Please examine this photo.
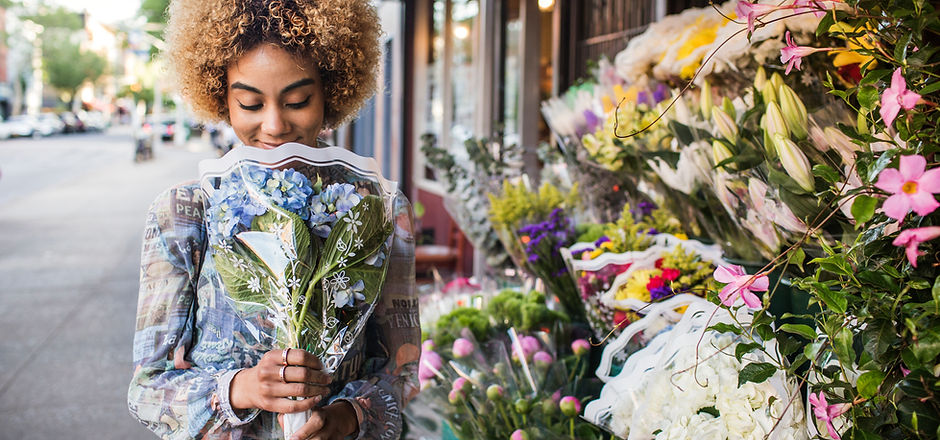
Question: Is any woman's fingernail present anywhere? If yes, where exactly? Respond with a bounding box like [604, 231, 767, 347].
[313, 395, 322, 403]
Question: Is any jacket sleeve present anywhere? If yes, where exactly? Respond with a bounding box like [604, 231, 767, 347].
[127, 185, 259, 439]
[332, 192, 421, 440]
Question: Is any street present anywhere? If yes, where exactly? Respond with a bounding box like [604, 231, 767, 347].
[0, 127, 217, 439]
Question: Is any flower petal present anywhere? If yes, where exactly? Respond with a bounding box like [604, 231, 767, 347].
[918, 168, 940, 193]
[899, 90, 922, 110]
[749, 274, 770, 291]
[882, 193, 912, 221]
[874, 168, 904, 193]
[910, 226, 940, 242]
[714, 265, 743, 283]
[892, 229, 914, 247]
[905, 242, 921, 268]
[718, 284, 737, 306]
[889, 67, 906, 94]
[898, 155, 926, 181]
[908, 190, 940, 217]
[880, 92, 901, 127]
[740, 289, 762, 308]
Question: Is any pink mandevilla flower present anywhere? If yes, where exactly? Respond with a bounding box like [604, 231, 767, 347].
[809, 391, 848, 440]
[780, 31, 831, 74]
[875, 154, 940, 220]
[713, 265, 768, 309]
[880, 67, 922, 128]
[792, 0, 828, 17]
[892, 226, 940, 268]
[735, 0, 786, 33]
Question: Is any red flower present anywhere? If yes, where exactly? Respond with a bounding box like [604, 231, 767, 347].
[654, 258, 664, 269]
[613, 310, 630, 328]
[661, 268, 680, 281]
[646, 276, 665, 290]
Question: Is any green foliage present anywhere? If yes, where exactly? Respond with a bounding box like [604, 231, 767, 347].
[488, 180, 579, 232]
[485, 289, 569, 333]
[431, 307, 490, 348]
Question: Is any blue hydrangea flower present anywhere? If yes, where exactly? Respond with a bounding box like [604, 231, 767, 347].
[262, 169, 313, 220]
[307, 183, 362, 238]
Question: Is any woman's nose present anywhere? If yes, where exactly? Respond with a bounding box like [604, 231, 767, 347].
[261, 108, 290, 137]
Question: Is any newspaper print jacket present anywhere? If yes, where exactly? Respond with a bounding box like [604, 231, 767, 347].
[128, 182, 420, 439]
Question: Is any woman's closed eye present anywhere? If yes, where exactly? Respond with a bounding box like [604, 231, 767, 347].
[236, 100, 263, 111]
[286, 96, 311, 110]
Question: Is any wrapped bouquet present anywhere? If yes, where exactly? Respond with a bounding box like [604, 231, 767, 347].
[199, 144, 398, 438]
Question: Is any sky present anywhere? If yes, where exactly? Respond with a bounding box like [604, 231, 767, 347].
[60, 0, 142, 25]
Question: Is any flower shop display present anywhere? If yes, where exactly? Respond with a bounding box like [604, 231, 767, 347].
[198, 144, 398, 438]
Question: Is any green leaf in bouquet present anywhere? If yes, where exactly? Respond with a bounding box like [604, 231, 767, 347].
[859, 69, 892, 87]
[867, 149, 898, 183]
[834, 327, 856, 365]
[857, 86, 880, 111]
[212, 244, 272, 308]
[312, 195, 392, 284]
[894, 31, 914, 63]
[788, 247, 806, 272]
[779, 323, 817, 340]
[913, 328, 940, 363]
[813, 164, 841, 185]
[851, 195, 879, 227]
[857, 370, 885, 399]
[857, 270, 900, 295]
[735, 342, 763, 362]
[815, 284, 848, 314]
[707, 323, 743, 335]
[737, 362, 777, 387]
[810, 255, 853, 277]
[816, 10, 835, 37]
[917, 78, 940, 96]
[933, 275, 940, 308]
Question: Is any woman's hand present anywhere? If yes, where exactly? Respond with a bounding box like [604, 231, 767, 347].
[278, 401, 359, 440]
[229, 348, 332, 414]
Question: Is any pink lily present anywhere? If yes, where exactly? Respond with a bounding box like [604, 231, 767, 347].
[780, 31, 832, 74]
[735, 0, 787, 33]
[713, 264, 769, 308]
[793, 0, 828, 17]
[880, 67, 922, 128]
[809, 391, 848, 439]
[892, 226, 940, 268]
[875, 154, 940, 220]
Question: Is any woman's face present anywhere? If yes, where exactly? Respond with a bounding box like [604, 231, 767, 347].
[226, 44, 326, 149]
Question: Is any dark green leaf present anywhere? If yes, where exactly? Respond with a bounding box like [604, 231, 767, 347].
[813, 164, 841, 184]
[857, 86, 879, 110]
[815, 285, 847, 314]
[908, 279, 931, 290]
[913, 328, 940, 363]
[708, 323, 743, 335]
[894, 32, 914, 63]
[810, 255, 853, 277]
[788, 248, 806, 272]
[859, 69, 891, 86]
[735, 342, 763, 362]
[834, 327, 856, 364]
[780, 323, 817, 340]
[851, 195, 879, 227]
[857, 370, 885, 398]
[738, 362, 778, 387]
[756, 324, 775, 342]
[697, 406, 720, 417]
[867, 150, 898, 182]
[919, 80, 940, 96]
[816, 11, 835, 37]
[933, 275, 940, 306]
[857, 270, 900, 294]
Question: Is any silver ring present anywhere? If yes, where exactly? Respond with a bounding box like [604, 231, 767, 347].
[279, 365, 288, 383]
[282, 348, 291, 366]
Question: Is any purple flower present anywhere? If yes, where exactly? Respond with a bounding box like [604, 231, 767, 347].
[594, 236, 611, 247]
[653, 83, 669, 103]
[645, 228, 659, 235]
[649, 285, 674, 301]
[632, 200, 657, 218]
[637, 91, 651, 107]
[583, 109, 600, 135]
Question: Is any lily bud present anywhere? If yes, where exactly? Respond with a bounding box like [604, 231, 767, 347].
[559, 396, 583, 418]
[711, 106, 738, 143]
[514, 398, 533, 415]
[778, 84, 808, 139]
[763, 102, 789, 140]
[823, 126, 861, 166]
[754, 65, 767, 90]
[700, 80, 713, 118]
[712, 140, 735, 170]
[722, 97, 736, 120]
[773, 134, 815, 192]
[761, 82, 777, 104]
[857, 111, 869, 135]
[770, 72, 784, 92]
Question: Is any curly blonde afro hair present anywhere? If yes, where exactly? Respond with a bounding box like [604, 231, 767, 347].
[164, 0, 381, 128]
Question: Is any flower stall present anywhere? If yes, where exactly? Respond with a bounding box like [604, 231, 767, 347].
[409, 0, 940, 438]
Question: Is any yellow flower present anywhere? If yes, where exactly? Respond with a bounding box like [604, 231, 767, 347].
[614, 269, 659, 302]
[828, 22, 877, 69]
[674, 233, 688, 240]
[588, 248, 604, 260]
[600, 241, 615, 250]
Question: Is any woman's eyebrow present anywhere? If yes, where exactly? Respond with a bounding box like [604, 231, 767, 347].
[281, 78, 315, 95]
[230, 82, 262, 94]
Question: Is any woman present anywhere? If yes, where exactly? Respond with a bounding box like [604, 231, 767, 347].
[127, 1, 420, 439]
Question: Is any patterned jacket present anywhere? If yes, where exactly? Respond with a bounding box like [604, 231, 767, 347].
[128, 182, 420, 439]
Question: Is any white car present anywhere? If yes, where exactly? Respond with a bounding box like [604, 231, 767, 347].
[1, 115, 36, 137]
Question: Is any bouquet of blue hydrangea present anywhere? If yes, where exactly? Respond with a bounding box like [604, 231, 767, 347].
[199, 144, 398, 437]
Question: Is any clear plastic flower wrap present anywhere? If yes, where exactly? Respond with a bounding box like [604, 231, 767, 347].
[584, 301, 807, 440]
[198, 144, 399, 438]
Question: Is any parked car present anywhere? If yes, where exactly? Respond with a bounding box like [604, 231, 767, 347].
[76, 110, 108, 132]
[2, 115, 37, 137]
[37, 113, 65, 136]
[59, 112, 85, 133]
